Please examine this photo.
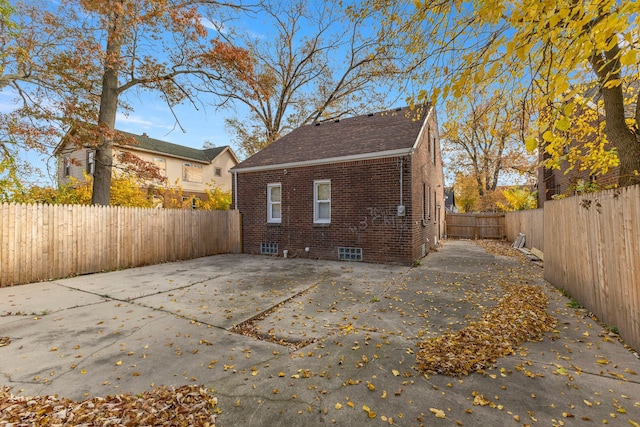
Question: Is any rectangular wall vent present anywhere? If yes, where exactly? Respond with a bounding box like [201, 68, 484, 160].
[261, 242, 278, 255]
[338, 247, 363, 261]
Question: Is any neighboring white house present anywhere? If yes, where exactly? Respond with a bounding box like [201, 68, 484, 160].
[54, 126, 239, 202]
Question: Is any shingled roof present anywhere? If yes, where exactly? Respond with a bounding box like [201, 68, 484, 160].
[118, 130, 231, 163]
[55, 123, 236, 164]
[232, 105, 432, 172]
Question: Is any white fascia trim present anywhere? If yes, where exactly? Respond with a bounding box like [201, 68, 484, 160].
[232, 148, 413, 173]
[410, 106, 433, 152]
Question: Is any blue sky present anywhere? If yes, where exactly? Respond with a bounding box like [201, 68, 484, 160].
[2, 0, 534, 188]
[4, 1, 394, 185]
[1, 76, 244, 186]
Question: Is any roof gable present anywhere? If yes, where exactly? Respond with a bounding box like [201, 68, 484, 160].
[233, 105, 431, 172]
[55, 123, 237, 165]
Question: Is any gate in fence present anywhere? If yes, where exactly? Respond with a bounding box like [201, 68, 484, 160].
[445, 212, 505, 239]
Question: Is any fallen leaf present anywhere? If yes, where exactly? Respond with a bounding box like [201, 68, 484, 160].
[430, 408, 446, 418]
[0, 385, 218, 425]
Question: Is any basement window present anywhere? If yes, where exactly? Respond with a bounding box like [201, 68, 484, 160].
[338, 247, 362, 261]
[261, 242, 278, 255]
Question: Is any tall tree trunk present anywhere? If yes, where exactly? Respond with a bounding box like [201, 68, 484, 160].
[590, 42, 640, 187]
[92, 10, 124, 206]
[490, 135, 505, 191]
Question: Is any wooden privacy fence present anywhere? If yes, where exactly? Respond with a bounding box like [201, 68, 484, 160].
[544, 185, 640, 352]
[0, 203, 242, 287]
[445, 212, 505, 239]
[505, 208, 544, 252]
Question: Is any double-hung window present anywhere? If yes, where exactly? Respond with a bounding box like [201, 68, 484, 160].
[86, 150, 95, 175]
[314, 180, 331, 224]
[183, 163, 203, 182]
[267, 183, 281, 223]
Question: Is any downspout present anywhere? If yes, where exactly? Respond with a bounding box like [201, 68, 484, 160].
[399, 158, 403, 206]
[233, 171, 238, 210]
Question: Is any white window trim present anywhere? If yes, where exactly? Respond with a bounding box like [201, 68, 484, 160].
[314, 180, 331, 224]
[267, 183, 281, 224]
[86, 150, 95, 175]
[427, 185, 432, 219]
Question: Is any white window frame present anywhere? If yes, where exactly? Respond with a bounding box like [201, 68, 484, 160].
[314, 180, 331, 224]
[267, 183, 281, 224]
[86, 150, 95, 175]
[427, 185, 432, 219]
[183, 162, 203, 183]
[153, 157, 166, 177]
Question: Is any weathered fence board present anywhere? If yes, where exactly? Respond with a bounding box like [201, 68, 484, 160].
[0, 203, 241, 287]
[445, 212, 505, 239]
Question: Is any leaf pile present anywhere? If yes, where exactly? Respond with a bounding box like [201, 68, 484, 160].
[0, 385, 218, 426]
[416, 284, 557, 375]
[473, 239, 529, 262]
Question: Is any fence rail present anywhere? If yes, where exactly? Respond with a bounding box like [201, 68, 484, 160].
[445, 212, 505, 239]
[0, 203, 241, 287]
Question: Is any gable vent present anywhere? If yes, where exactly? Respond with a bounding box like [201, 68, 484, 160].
[367, 113, 374, 116]
[395, 107, 402, 111]
[338, 247, 362, 261]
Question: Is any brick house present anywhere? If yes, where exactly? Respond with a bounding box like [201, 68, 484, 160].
[536, 83, 636, 206]
[230, 105, 445, 265]
[54, 126, 238, 202]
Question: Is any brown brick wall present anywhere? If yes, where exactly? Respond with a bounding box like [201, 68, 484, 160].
[409, 116, 446, 260]
[236, 156, 423, 265]
[537, 104, 620, 206]
[235, 121, 445, 265]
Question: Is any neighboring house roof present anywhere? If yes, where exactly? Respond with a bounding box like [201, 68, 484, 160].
[232, 105, 433, 173]
[54, 124, 238, 165]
